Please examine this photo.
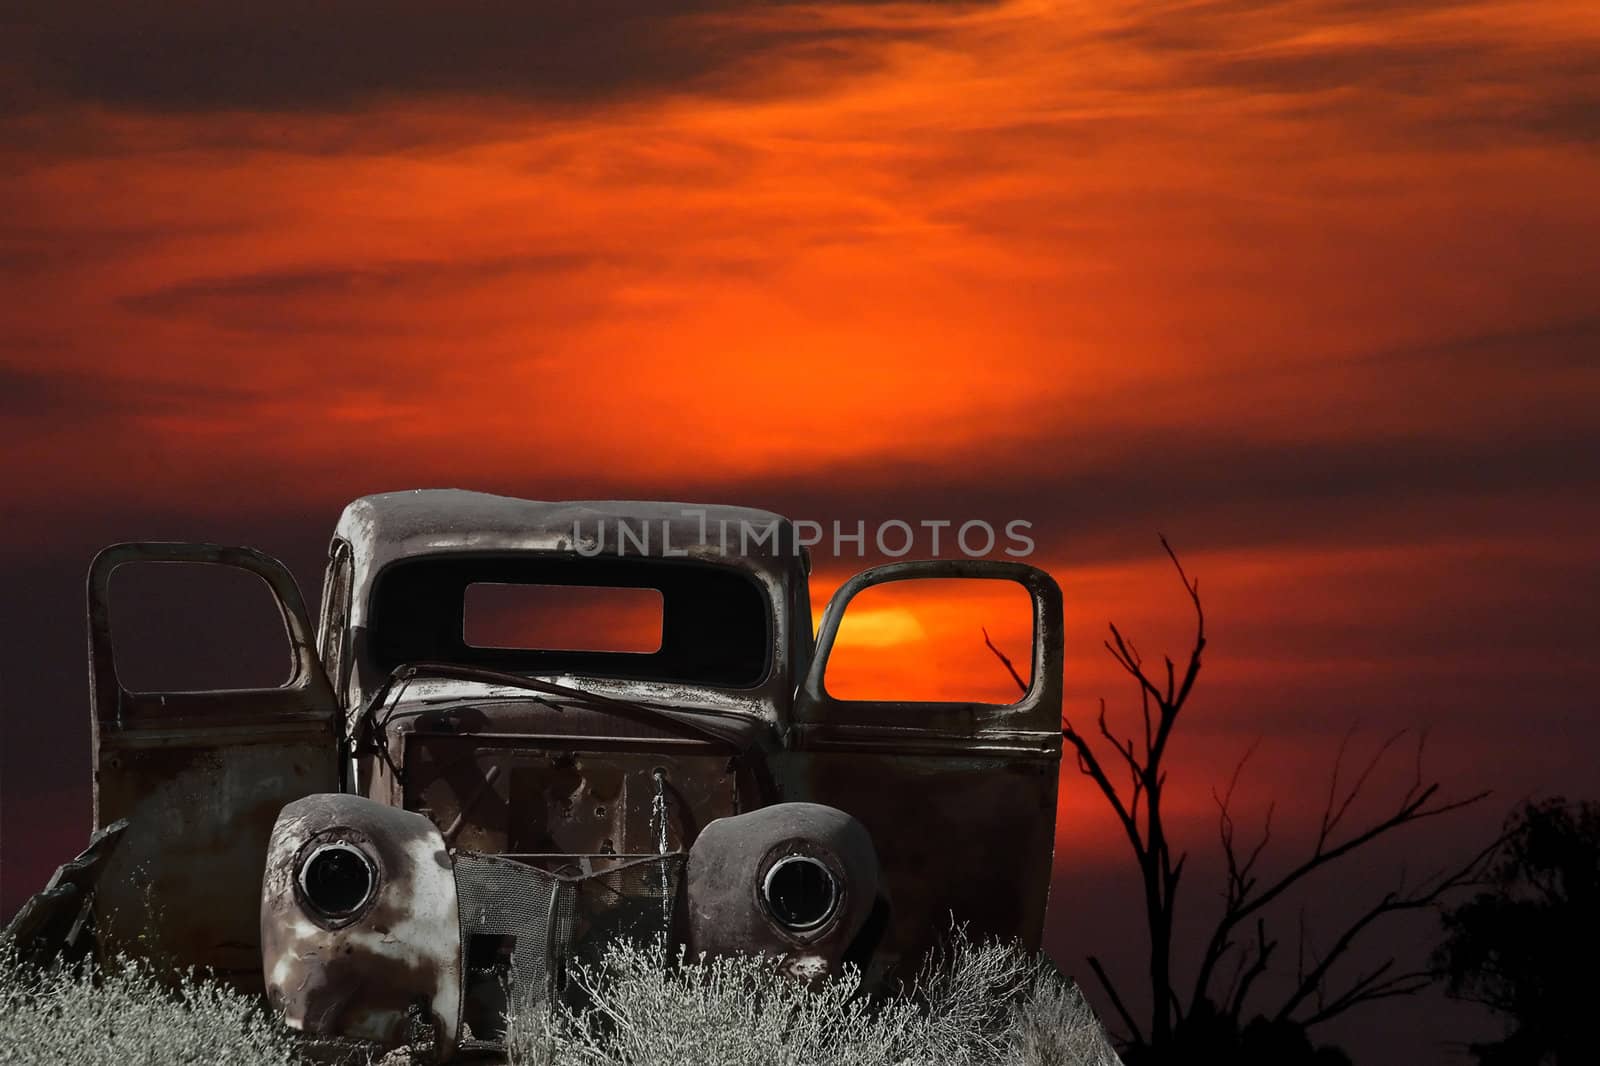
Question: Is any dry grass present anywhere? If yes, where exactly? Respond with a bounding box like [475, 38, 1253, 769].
[0, 941, 300, 1066]
[1, 930, 1121, 1066]
[506, 930, 1122, 1066]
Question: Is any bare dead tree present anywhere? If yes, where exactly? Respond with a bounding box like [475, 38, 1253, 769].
[987, 537, 1499, 1060]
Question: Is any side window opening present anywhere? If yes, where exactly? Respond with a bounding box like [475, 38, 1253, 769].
[108, 560, 293, 693]
[821, 577, 1035, 705]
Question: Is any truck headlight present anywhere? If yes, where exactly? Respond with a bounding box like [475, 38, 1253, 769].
[297, 841, 376, 921]
[687, 802, 879, 977]
[761, 854, 839, 932]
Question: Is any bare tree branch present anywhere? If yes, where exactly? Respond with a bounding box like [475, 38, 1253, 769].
[1320, 726, 1406, 850]
[1060, 715, 1147, 864]
[1087, 954, 1146, 1046]
[1303, 962, 1434, 1028]
[1191, 726, 1490, 1016]
[982, 626, 1028, 696]
[1275, 831, 1507, 1028]
[982, 535, 1491, 1057]
[1227, 918, 1277, 1024]
[1069, 535, 1206, 1046]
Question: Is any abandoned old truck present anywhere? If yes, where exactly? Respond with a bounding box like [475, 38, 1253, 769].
[29, 490, 1065, 1058]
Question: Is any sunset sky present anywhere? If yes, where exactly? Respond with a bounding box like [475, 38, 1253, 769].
[2, 2, 1597, 1061]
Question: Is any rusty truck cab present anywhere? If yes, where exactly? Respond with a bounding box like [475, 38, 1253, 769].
[319, 492, 808, 826]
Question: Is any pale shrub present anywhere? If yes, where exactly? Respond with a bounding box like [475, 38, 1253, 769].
[1, 929, 1121, 1066]
[506, 929, 1122, 1066]
[508, 941, 933, 1066]
[906, 929, 1037, 1063]
[1005, 968, 1123, 1066]
[0, 943, 300, 1066]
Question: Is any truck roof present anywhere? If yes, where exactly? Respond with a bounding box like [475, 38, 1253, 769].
[332, 490, 805, 712]
[334, 489, 805, 596]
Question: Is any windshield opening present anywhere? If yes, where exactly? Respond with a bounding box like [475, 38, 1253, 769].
[368, 554, 772, 688]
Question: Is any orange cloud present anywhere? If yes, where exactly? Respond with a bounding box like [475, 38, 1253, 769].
[3, 0, 1595, 532]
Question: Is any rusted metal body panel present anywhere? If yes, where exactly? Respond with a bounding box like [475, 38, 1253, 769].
[2, 820, 127, 971]
[402, 735, 743, 857]
[782, 559, 1065, 978]
[262, 795, 462, 1052]
[87, 543, 340, 988]
[775, 753, 1058, 975]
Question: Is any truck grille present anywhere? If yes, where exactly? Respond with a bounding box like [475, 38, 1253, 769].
[454, 851, 684, 1021]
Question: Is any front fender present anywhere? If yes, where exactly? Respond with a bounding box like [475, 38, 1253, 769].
[261, 794, 462, 1054]
[686, 802, 880, 979]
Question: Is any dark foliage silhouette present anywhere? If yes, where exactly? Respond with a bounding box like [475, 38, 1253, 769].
[1433, 797, 1600, 1066]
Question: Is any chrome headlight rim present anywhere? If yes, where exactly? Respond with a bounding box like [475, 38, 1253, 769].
[293, 833, 380, 928]
[759, 851, 842, 935]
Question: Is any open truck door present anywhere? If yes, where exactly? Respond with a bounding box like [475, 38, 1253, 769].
[788, 559, 1063, 976]
[87, 543, 341, 989]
